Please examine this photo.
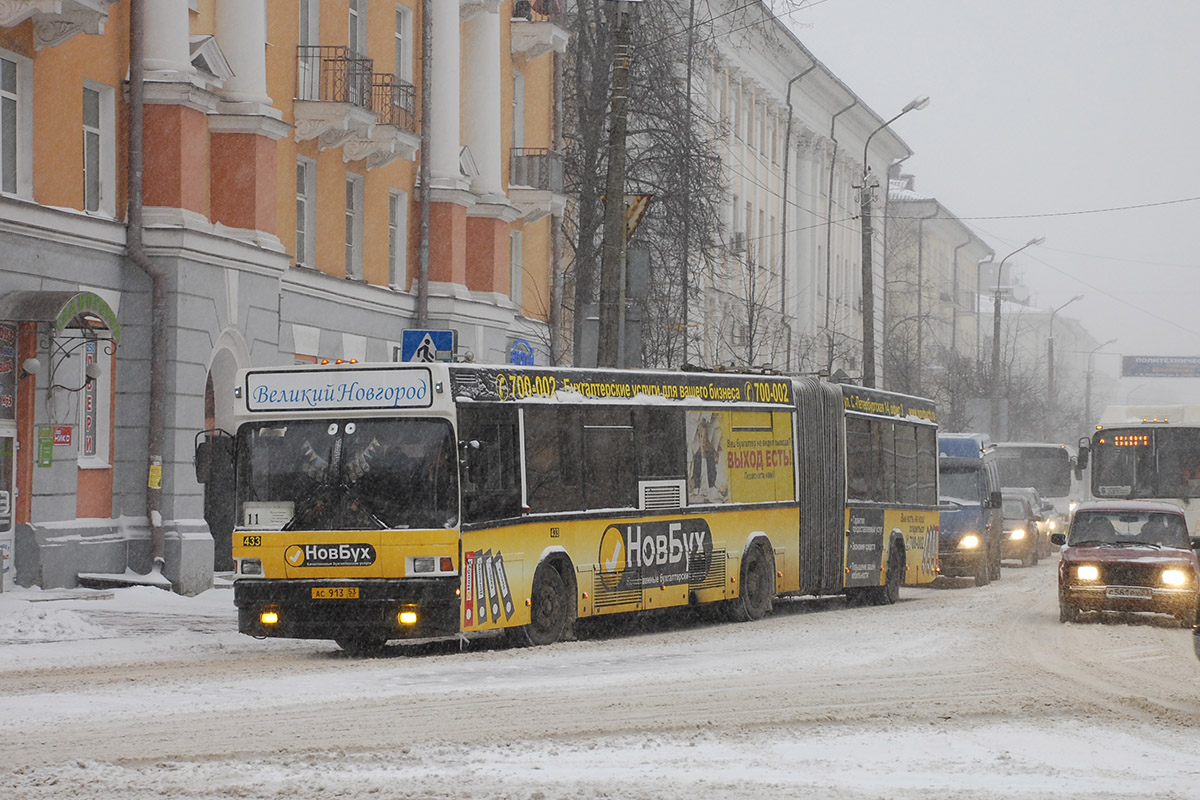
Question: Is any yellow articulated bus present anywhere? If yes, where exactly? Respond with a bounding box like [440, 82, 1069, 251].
[205, 362, 939, 653]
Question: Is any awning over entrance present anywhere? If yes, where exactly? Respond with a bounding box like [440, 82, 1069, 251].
[0, 291, 121, 343]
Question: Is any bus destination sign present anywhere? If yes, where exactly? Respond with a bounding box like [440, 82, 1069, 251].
[245, 367, 433, 412]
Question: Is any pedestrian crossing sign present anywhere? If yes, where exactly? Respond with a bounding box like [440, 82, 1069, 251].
[397, 329, 457, 363]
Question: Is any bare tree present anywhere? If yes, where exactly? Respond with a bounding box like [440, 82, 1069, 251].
[563, 0, 811, 369]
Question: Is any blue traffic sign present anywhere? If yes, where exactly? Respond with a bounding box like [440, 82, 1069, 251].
[399, 329, 456, 363]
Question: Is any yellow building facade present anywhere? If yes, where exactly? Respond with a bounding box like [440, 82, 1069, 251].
[0, 0, 566, 593]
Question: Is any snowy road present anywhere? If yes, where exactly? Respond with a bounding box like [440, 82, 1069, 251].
[2, 558, 1198, 799]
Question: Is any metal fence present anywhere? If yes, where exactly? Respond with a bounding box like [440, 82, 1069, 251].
[296, 45, 373, 109]
[510, 148, 564, 192]
[372, 74, 417, 134]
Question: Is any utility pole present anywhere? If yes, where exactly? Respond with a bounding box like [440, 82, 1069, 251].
[597, 0, 633, 368]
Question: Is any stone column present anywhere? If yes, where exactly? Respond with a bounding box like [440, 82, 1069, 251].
[214, 0, 270, 105]
[429, 0, 464, 188]
[462, 7, 503, 199]
[142, 0, 195, 80]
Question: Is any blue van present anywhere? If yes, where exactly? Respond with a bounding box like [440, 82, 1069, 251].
[938, 433, 1003, 586]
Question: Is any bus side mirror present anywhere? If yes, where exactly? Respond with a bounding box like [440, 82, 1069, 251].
[194, 441, 212, 484]
[1076, 437, 1090, 472]
[194, 430, 233, 484]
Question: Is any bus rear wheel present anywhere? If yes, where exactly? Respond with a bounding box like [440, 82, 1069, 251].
[873, 544, 904, 605]
[516, 563, 571, 646]
[730, 543, 773, 622]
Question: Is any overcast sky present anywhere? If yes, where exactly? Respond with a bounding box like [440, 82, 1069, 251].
[784, 0, 1200, 404]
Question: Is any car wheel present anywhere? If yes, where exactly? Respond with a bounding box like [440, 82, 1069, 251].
[990, 540, 1002, 581]
[974, 549, 991, 587]
[1058, 601, 1080, 624]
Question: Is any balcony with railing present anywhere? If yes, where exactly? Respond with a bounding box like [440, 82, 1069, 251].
[510, 0, 568, 60]
[343, 73, 421, 167]
[294, 45, 377, 150]
[0, 0, 116, 50]
[509, 147, 565, 221]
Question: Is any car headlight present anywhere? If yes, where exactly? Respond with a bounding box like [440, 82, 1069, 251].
[1076, 565, 1099, 581]
[959, 534, 981, 549]
[1048, 519, 1057, 531]
[1009, 529, 1026, 540]
[1161, 569, 1188, 587]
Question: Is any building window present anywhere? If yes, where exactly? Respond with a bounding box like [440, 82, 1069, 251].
[394, 4, 413, 81]
[81, 83, 114, 215]
[509, 230, 523, 304]
[388, 189, 408, 289]
[348, 0, 366, 56]
[82, 87, 100, 212]
[296, 157, 316, 267]
[512, 68, 525, 149]
[345, 174, 364, 279]
[0, 50, 32, 199]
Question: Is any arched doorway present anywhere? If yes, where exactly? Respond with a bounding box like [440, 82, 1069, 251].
[203, 340, 246, 572]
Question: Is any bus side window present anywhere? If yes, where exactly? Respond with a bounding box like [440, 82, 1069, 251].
[524, 406, 583, 514]
[634, 408, 686, 481]
[582, 406, 636, 511]
[458, 405, 522, 524]
[916, 425, 937, 505]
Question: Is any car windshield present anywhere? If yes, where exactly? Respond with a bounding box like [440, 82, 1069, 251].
[1067, 510, 1190, 549]
[939, 466, 979, 504]
[1002, 498, 1027, 518]
[235, 417, 459, 531]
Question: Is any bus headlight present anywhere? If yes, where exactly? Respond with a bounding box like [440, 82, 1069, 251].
[239, 559, 263, 576]
[1076, 565, 1100, 581]
[260, 610, 279, 625]
[1161, 569, 1187, 587]
[958, 534, 981, 550]
[398, 610, 418, 625]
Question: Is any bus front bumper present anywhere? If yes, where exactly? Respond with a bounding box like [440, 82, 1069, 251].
[234, 578, 460, 641]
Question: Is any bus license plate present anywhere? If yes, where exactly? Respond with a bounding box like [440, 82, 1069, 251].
[311, 587, 359, 599]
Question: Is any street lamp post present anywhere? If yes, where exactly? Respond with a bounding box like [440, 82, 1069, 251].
[990, 236, 1045, 437]
[1046, 293, 1084, 435]
[1085, 338, 1118, 434]
[858, 94, 928, 388]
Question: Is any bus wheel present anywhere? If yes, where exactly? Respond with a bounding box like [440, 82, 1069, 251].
[875, 545, 904, 605]
[731, 543, 773, 622]
[335, 631, 388, 656]
[520, 563, 571, 646]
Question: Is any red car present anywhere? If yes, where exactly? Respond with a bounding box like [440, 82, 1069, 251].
[1052, 500, 1200, 625]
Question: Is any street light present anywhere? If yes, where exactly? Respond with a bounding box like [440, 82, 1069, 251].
[1085, 338, 1118, 434]
[859, 94, 929, 388]
[1046, 293, 1084, 419]
[990, 236, 1045, 436]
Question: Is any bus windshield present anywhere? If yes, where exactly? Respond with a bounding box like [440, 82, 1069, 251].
[1092, 427, 1200, 500]
[235, 418, 459, 531]
[995, 447, 1071, 497]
